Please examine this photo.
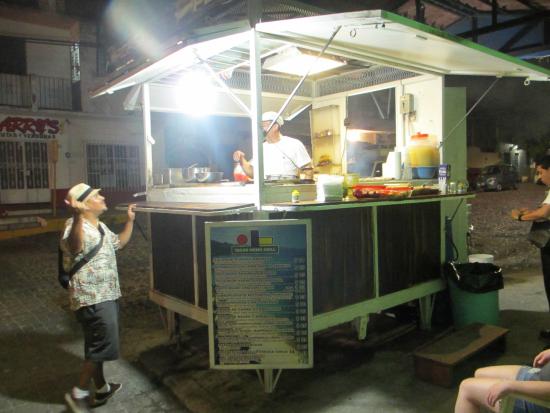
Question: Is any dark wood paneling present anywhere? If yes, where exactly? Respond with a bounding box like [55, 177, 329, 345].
[150, 203, 440, 315]
[377, 203, 441, 295]
[276, 209, 375, 314]
[150, 214, 195, 303]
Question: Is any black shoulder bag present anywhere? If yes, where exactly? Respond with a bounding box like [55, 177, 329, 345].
[58, 225, 105, 289]
[527, 220, 550, 249]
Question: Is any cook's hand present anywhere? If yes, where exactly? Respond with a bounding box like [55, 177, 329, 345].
[64, 197, 89, 215]
[511, 209, 522, 220]
[534, 349, 550, 367]
[486, 381, 511, 407]
[233, 150, 245, 163]
[127, 204, 136, 222]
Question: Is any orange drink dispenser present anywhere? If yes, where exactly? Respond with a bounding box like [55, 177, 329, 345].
[407, 133, 439, 179]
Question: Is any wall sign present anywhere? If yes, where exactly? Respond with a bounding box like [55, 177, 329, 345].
[0, 116, 64, 140]
[206, 220, 312, 370]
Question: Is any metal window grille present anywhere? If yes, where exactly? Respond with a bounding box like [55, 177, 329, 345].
[24, 141, 49, 189]
[0, 74, 31, 107]
[0, 141, 48, 190]
[86, 143, 140, 190]
[37, 75, 72, 110]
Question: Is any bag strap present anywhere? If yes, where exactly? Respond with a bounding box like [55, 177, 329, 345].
[66, 225, 106, 277]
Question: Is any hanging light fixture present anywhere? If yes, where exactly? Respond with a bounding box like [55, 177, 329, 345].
[263, 46, 346, 76]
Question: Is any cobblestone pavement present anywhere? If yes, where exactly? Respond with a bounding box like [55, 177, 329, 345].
[0, 217, 188, 413]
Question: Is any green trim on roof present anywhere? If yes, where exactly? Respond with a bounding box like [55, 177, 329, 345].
[380, 10, 550, 79]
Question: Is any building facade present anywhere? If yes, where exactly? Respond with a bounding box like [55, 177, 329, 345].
[0, 2, 144, 209]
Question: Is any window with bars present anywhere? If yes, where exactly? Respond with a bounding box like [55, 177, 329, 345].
[86, 143, 140, 190]
[0, 141, 48, 190]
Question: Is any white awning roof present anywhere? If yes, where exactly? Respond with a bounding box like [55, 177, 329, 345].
[91, 9, 550, 98]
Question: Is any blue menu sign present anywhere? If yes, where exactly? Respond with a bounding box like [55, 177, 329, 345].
[205, 220, 312, 369]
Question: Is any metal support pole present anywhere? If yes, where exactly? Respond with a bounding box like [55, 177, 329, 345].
[267, 25, 342, 134]
[196, 53, 251, 116]
[142, 83, 154, 190]
[249, 28, 264, 209]
[192, 215, 199, 306]
[471, 16, 478, 42]
[415, 0, 425, 23]
[439, 77, 500, 150]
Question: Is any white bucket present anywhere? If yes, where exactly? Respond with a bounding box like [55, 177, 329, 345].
[468, 254, 494, 264]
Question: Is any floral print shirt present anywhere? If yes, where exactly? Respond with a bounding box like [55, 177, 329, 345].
[60, 218, 121, 311]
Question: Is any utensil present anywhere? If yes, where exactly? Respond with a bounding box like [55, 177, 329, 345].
[195, 171, 223, 183]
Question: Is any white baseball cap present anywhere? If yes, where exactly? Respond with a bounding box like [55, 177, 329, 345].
[262, 111, 284, 126]
[67, 183, 100, 203]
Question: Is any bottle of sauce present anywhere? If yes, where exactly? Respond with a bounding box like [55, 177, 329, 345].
[233, 162, 249, 182]
[291, 189, 300, 203]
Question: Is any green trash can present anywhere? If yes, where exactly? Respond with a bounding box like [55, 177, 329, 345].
[444, 261, 504, 328]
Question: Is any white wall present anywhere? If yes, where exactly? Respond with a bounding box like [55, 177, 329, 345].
[26, 43, 71, 78]
[396, 76, 444, 151]
[58, 114, 144, 188]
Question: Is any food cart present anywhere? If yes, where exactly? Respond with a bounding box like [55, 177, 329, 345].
[92, 9, 550, 392]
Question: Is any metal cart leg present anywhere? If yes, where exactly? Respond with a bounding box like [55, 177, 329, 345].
[418, 294, 435, 330]
[353, 314, 370, 340]
[256, 369, 283, 393]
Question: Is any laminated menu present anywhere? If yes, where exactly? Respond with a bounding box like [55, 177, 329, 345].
[206, 220, 312, 369]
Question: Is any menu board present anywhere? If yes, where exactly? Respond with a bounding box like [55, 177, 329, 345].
[206, 220, 312, 369]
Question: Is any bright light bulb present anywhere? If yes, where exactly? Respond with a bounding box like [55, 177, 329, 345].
[347, 130, 364, 142]
[175, 71, 215, 116]
[263, 47, 345, 76]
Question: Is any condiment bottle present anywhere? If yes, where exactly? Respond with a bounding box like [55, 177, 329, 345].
[233, 162, 249, 182]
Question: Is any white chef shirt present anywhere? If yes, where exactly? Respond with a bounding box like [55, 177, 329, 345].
[251, 135, 311, 178]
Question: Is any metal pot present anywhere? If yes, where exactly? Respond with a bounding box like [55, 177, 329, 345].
[195, 171, 224, 183]
[186, 165, 210, 181]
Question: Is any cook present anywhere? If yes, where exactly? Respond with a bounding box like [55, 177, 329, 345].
[233, 111, 312, 179]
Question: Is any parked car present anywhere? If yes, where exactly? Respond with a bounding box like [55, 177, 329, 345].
[475, 164, 518, 191]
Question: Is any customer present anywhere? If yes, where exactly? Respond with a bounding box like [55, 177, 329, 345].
[61, 183, 136, 412]
[233, 111, 312, 179]
[455, 348, 550, 412]
[511, 155, 550, 338]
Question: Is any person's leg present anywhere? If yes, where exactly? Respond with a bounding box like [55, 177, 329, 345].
[92, 361, 106, 389]
[474, 365, 522, 380]
[539, 247, 550, 337]
[78, 360, 97, 390]
[541, 246, 550, 309]
[90, 301, 122, 405]
[455, 377, 503, 413]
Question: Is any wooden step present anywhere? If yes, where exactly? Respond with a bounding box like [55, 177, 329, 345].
[413, 323, 509, 387]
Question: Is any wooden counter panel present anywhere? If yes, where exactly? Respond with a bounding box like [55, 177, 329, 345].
[272, 209, 375, 314]
[150, 214, 195, 303]
[377, 203, 441, 295]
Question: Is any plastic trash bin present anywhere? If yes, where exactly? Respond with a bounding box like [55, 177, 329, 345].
[444, 261, 504, 328]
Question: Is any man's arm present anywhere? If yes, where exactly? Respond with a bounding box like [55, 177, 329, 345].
[118, 204, 136, 249]
[233, 150, 254, 178]
[512, 204, 550, 221]
[64, 198, 88, 255]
